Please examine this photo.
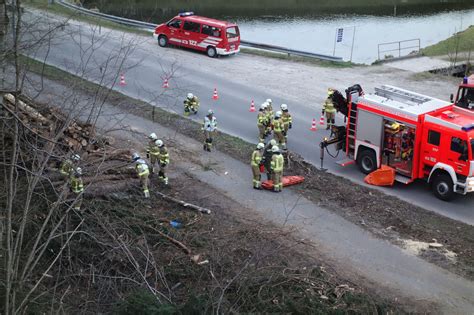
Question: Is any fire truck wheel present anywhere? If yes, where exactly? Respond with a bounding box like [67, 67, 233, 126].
[357, 149, 376, 174]
[432, 174, 454, 201]
[158, 35, 168, 47]
[206, 46, 217, 58]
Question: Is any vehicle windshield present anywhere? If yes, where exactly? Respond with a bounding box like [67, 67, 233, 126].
[457, 87, 474, 109]
[226, 26, 239, 38]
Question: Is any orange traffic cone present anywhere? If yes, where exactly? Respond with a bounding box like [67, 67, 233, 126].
[310, 118, 317, 131]
[162, 78, 169, 88]
[319, 115, 325, 125]
[212, 88, 219, 100]
[119, 73, 126, 86]
[249, 100, 256, 112]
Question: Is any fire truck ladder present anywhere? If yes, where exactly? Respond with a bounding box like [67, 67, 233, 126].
[374, 85, 431, 104]
[345, 101, 358, 158]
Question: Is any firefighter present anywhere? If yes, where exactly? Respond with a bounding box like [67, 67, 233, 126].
[146, 132, 159, 173]
[155, 139, 169, 185]
[251, 142, 265, 189]
[273, 111, 286, 151]
[60, 153, 80, 178]
[281, 104, 292, 140]
[271, 145, 284, 192]
[184, 93, 200, 116]
[257, 103, 268, 142]
[263, 139, 277, 180]
[132, 153, 150, 198]
[265, 100, 274, 137]
[323, 88, 337, 130]
[69, 167, 84, 211]
[202, 109, 217, 152]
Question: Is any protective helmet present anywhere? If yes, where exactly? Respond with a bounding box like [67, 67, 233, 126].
[208, 109, 214, 115]
[280, 104, 288, 111]
[138, 159, 147, 165]
[275, 111, 282, 118]
[257, 143, 265, 150]
[187, 93, 194, 99]
[259, 103, 266, 110]
[75, 167, 82, 176]
[148, 132, 158, 140]
[266, 98, 272, 104]
[270, 139, 277, 146]
[262, 102, 268, 109]
[327, 88, 334, 96]
[271, 145, 280, 153]
[155, 139, 164, 147]
[71, 153, 81, 161]
[132, 153, 140, 162]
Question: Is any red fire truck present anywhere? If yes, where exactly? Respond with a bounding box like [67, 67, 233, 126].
[321, 85, 474, 201]
[451, 75, 474, 110]
[153, 12, 240, 58]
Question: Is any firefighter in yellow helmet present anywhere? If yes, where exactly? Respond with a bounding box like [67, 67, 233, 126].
[146, 132, 159, 173]
[257, 103, 268, 142]
[155, 139, 170, 185]
[273, 111, 286, 151]
[184, 93, 200, 116]
[60, 153, 80, 178]
[132, 153, 150, 198]
[271, 145, 284, 192]
[251, 142, 265, 189]
[280, 103, 292, 142]
[323, 88, 337, 130]
[69, 167, 84, 211]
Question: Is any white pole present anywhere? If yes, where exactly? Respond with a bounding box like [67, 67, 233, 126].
[350, 26, 356, 62]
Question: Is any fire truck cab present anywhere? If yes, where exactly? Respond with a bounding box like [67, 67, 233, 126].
[451, 75, 474, 110]
[153, 12, 240, 58]
[344, 85, 474, 201]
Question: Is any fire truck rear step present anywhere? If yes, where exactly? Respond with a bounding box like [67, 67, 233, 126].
[336, 158, 355, 167]
[395, 174, 413, 184]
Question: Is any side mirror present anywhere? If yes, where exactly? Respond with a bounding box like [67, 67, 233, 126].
[450, 93, 454, 102]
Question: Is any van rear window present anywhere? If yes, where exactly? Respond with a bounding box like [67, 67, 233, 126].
[226, 26, 239, 38]
[183, 21, 201, 33]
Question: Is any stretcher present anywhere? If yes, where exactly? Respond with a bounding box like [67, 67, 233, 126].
[261, 176, 305, 190]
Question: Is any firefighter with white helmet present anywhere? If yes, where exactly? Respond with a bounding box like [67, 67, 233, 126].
[323, 88, 337, 130]
[271, 145, 284, 192]
[69, 166, 84, 210]
[202, 109, 217, 152]
[155, 139, 170, 185]
[265, 99, 274, 137]
[273, 111, 286, 150]
[184, 93, 200, 116]
[146, 132, 160, 173]
[263, 139, 278, 180]
[257, 103, 268, 142]
[132, 153, 150, 198]
[60, 153, 80, 178]
[281, 104, 292, 140]
[251, 142, 265, 189]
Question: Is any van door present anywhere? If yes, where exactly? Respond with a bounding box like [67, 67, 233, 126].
[200, 24, 222, 51]
[182, 21, 201, 48]
[226, 26, 240, 52]
[447, 136, 470, 175]
[166, 18, 184, 46]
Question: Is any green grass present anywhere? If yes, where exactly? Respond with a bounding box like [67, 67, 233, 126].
[23, 0, 151, 35]
[422, 25, 474, 57]
[240, 47, 357, 68]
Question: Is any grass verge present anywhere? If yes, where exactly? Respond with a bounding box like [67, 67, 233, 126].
[423, 25, 474, 57]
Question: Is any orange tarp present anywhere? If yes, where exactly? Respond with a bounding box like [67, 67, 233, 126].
[364, 165, 395, 186]
[262, 176, 305, 190]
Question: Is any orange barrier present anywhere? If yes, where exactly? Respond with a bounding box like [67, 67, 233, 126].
[262, 175, 305, 190]
[364, 165, 395, 186]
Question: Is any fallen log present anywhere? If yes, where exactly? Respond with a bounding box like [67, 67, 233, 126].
[4, 93, 49, 124]
[154, 191, 212, 214]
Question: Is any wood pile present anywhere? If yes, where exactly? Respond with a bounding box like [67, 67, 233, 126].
[2, 93, 98, 152]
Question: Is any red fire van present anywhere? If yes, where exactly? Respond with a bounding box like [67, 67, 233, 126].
[153, 12, 240, 58]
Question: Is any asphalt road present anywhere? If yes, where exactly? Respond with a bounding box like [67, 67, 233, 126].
[27, 11, 473, 225]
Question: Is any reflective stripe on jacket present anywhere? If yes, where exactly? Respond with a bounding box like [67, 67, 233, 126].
[323, 98, 336, 113]
[257, 112, 267, 125]
[282, 112, 292, 125]
[271, 154, 284, 172]
[147, 141, 160, 156]
[273, 119, 283, 132]
[136, 162, 150, 177]
[70, 176, 84, 193]
[159, 147, 170, 164]
[251, 150, 262, 167]
[203, 116, 217, 132]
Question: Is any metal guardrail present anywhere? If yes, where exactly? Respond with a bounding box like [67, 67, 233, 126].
[55, 0, 343, 62]
[377, 39, 420, 61]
